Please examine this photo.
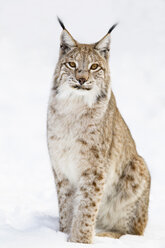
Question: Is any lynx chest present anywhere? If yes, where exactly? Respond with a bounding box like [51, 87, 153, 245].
[47, 98, 91, 185]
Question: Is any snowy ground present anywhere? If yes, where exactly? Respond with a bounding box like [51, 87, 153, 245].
[0, 0, 165, 247]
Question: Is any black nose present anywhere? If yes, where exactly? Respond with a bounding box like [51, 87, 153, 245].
[78, 78, 86, 85]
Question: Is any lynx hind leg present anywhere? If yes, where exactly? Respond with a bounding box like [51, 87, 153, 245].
[96, 232, 122, 239]
[129, 157, 150, 236]
[97, 156, 150, 237]
[130, 187, 150, 236]
[52, 169, 74, 234]
[118, 156, 150, 236]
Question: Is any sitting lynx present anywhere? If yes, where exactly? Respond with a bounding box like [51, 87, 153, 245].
[47, 18, 151, 244]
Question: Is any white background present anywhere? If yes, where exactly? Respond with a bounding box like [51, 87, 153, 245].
[0, 0, 165, 247]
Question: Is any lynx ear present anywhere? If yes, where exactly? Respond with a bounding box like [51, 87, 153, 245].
[57, 17, 77, 55]
[95, 23, 118, 59]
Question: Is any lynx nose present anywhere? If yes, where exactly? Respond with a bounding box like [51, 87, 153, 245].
[78, 78, 86, 85]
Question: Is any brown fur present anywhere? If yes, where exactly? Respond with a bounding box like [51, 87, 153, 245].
[47, 24, 150, 244]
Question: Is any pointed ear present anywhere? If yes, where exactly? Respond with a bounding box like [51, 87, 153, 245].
[60, 29, 77, 54]
[57, 17, 77, 55]
[94, 33, 110, 59]
[94, 23, 118, 59]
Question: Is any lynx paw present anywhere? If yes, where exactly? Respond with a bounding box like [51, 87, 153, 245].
[96, 232, 122, 239]
[68, 234, 92, 244]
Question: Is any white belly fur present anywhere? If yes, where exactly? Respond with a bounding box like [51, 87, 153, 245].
[48, 118, 82, 185]
[48, 94, 87, 186]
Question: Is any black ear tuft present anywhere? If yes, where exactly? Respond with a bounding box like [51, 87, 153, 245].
[107, 23, 118, 34]
[57, 16, 65, 30]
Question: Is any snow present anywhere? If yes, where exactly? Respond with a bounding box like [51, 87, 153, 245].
[0, 0, 165, 247]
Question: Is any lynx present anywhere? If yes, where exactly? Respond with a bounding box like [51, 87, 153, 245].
[47, 18, 151, 244]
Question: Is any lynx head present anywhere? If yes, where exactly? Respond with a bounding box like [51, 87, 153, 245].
[53, 18, 117, 107]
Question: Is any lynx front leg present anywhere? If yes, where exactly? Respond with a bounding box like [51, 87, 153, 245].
[69, 167, 105, 244]
[53, 169, 74, 234]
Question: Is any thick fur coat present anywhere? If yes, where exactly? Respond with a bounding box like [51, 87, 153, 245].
[47, 19, 150, 244]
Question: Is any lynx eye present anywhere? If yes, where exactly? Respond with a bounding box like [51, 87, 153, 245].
[90, 63, 99, 70]
[68, 62, 76, 68]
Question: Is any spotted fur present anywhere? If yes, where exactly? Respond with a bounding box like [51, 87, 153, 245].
[47, 22, 150, 244]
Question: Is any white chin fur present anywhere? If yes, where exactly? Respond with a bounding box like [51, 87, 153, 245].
[56, 82, 101, 108]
